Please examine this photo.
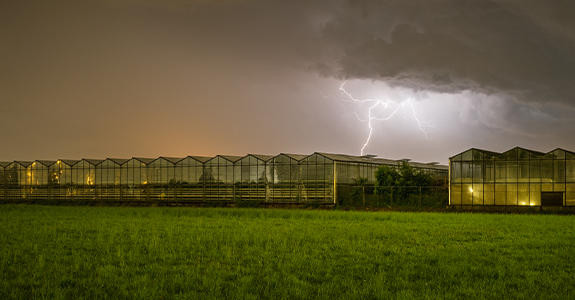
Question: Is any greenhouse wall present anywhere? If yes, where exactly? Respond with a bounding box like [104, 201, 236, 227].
[450, 147, 575, 207]
[0, 152, 447, 204]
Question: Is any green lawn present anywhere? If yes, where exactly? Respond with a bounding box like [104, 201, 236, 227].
[0, 205, 574, 299]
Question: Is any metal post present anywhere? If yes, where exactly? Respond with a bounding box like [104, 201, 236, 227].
[419, 186, 422, 207]
[333, 161, 337, 205]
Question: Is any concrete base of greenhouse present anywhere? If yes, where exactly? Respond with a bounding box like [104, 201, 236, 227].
[0, 199, 336, 209]
[449, 205, 575, 214]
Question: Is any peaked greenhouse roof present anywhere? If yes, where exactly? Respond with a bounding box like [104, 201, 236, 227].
[82, 159, 105, 165]
[248, 154, 275, 162]
[14, 161, 34, 167]
[450, 147, 575, 161]
[34, 160, 57, 167]
[131, 157, 155, 165]
[187, 156, 212, 163]
[160, 157, 185, 164]
[315, 152, 447, 170]
[278, 153, 308, 161]
[0, 152, 448, 170]
[218, 155, 243, 163]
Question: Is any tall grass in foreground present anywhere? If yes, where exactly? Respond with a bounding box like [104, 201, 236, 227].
[1, 205, 574, 299]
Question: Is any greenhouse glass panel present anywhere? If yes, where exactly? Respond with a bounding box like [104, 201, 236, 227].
[204, 157, 221, 200]
[147, 158, 165, 184]
[5, 163, 19, 199]
[502, 148, 518, 160]
[5, 163, 23, 199]
[147, 158, 176, 201]
[30, 162, 50, 186]
[450, 184, 461, 205]
[483, 184, 495, 205]
[530, 184, 541, 205]
[121, 159, 148, 201]
[174, 157, 206, 201]
[317, 155, 333, 203]
[56, 161, 74, 199]
[506, 161, 518, 183]
[345, 163, 360, 184]
[552, 149, 566, 159]
[461, 183, 472, 205]
[472, 161, 483, 183]
[300, 154, 333, 203]
[518, 160, 529, 183]
[518, 148, 531, 160]
[367, 165, 376, 183]
[28, 162, 49, 201]
[315, 158, 327, 202]
[461, 161, 472, 183]
[204, 156, 236, 201]
[566, 160, 575, 183]
[530, 160, 541, 183]
[495, 161, 507, 183]
[269, 154, 300, 202]
[461, 150, 472, 161]
[494, 184, 506, 205]
[236, 155, 269, 201]
[451, 154, 462, 162]
[529, 152, 541, 160]
[506, 184, 517, 205]
[542, 152, 555, 159]
[472, 150, 483, 160]
[566, 184, 575, 206]
[484, 160, 494, 183]
[336, 163, 351, 184]
[554, 183, 565, 194]
[71, 160, 96, 201]
[541, 160, 553, 183]
[518, 184, 529, 205]
[472, 183, 483, 205]
[58, 161, 73, 186]
[541, 182, 553, 192]
[554, 160, 565, 183]
[96, 159, 121, 201]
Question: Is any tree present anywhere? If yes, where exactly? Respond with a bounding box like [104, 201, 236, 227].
[374, 161, 433, 203]
[351, 176, 369, 206]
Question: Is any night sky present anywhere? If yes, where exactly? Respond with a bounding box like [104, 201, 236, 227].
[2, 0, 575, 164]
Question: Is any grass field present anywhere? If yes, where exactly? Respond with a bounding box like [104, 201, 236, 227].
[1, 205, 574, 299]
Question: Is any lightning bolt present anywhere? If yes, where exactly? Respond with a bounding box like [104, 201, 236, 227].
[322, 81, 435, 156]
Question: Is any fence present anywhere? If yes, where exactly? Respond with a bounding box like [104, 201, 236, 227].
[336, 185, 449, 207]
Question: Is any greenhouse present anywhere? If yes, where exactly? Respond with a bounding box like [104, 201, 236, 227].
[450, 147, 575, 207]
[0, 152, 447, 204]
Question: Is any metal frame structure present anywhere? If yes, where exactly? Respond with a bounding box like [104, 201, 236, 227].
[450, 147, 575, 207]
[0, 152, 448, 204]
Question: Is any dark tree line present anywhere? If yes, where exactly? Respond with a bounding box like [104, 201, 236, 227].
[374, 161, 434, 202]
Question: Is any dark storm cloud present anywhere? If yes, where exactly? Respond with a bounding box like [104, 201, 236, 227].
[314, 0, 575, 106]
[2, 0, 575, 162]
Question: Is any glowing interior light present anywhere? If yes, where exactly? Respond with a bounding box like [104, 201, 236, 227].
[469, 188, 473, 192]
